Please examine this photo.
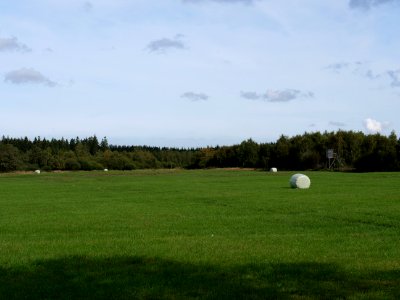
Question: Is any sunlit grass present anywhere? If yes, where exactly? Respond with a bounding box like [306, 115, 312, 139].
[1, 170, 399, 299]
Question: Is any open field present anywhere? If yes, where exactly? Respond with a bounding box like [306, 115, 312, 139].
[0, 169, 399, 299]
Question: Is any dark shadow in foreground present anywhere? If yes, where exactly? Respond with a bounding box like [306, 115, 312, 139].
[0, 257, 399, 299]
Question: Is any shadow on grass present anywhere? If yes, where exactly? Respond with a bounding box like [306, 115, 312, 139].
[1, 257, 399, 299]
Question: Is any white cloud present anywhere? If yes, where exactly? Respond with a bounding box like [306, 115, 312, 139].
[0, 36, 31, 52]
[146, 36, 186, 53]
[363, 118, 389, 133]
[349, 0, 399, 10]
[329, 121, 346, 127]
[83, 1, 93, 13]
[387, 69, 400, 87]
[241, 89, 314, 102]
[240, 91, 262, 100]
[181, 92, 209, 101]
[365, 69, 381, 80]
[264, 89, 300, 102]
[183, 0, 258, 4]
[4, 68, 57, 87]
[324, 61, 367, 74]
[324, 62, 350, 73]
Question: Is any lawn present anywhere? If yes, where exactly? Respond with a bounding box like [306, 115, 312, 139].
[0, 169, 399, 299]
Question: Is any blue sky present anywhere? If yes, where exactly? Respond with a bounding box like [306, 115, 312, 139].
[1, 0, 399, 147]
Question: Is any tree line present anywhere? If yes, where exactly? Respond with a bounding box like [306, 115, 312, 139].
[0, 131, 399, 172]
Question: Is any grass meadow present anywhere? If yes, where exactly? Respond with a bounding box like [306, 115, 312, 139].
[0, 169, 399, 299]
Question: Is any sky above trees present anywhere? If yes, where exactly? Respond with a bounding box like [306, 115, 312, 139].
[1, 0, 400, 147]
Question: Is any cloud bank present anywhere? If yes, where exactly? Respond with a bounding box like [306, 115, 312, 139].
[241, 89, 314, 102]
[0, 37, 31, 52]
[4, 68, 57, 87]
[181, 92, 209, 101]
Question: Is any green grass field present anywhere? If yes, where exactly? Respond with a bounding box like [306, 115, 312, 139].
[1, 169, 399, 299]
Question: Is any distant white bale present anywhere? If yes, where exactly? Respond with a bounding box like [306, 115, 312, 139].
[289, 173, 311, 189]
[104, 168, 108, 172]
[270, 167, 277, 172]
[34, 170, 41, 174]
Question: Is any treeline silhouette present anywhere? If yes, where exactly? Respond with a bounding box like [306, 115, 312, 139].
[0, 131, 399, 172]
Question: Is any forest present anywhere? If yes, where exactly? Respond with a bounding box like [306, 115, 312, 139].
[0, 130, 399, 172]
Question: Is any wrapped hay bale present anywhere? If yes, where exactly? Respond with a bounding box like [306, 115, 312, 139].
[270, 167, 277, 172]
[34, 170, 41, 174]
[289, 173, 310, 189]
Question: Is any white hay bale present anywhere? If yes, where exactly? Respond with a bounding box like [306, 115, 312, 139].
[104, 168, 108, 172]
[34, 170, 41, 174]
[289, 173, 311, 189]
[270, 167, 277, 172]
